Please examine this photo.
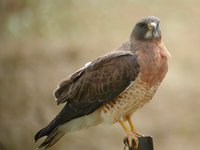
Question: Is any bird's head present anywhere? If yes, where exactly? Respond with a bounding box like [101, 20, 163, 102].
[131, 16, 161, 41]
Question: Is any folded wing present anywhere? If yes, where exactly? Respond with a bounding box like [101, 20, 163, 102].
[34, 51, 140, 143]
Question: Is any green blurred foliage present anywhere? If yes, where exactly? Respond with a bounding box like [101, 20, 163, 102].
[0, 0, 200, 150]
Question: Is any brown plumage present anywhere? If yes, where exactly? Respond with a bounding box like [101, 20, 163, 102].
[34, 16, 170, 149]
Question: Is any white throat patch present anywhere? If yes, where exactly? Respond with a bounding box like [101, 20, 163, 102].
[145, 31, 153, 39]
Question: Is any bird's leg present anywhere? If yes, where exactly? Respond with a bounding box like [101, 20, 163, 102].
[119, 119, 138, 149]
[125, 115, 143, 137]
[126, 115, 137, 133]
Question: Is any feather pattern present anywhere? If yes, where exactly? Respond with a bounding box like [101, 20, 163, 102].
[35, 50, 140, 144]
[34, 16, 170, 149]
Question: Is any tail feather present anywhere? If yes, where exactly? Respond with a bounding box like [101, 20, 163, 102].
[37, 128, 65, 149]
[34, 104, 75, 149]
[34, 118, 57, 142]
[34, 128, 46, 142]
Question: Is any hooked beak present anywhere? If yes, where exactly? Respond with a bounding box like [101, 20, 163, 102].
[147, 22, 157, 31]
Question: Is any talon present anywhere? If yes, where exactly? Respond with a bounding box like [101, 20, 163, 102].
[133, 138, 139, 150]
[123, 137, 129, 146]
[118, 119, 140, 150]
[124, 133, 139, 150]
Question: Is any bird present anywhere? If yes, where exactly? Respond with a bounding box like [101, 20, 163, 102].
[34, 16, 170, 149]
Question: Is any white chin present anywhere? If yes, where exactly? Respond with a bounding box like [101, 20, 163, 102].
[145, 31, 160, 39]
[145, 31, 153, 39]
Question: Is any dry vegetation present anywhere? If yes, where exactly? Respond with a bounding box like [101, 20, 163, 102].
[0, 0, 200, 150]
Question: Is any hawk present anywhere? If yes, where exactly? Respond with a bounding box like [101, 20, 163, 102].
[34, 16, 170, 149]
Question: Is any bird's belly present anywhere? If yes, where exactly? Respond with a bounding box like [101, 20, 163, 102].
[101, 75, 160, 124]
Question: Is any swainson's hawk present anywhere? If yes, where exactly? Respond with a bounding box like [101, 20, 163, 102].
[34, 16, 170, 149]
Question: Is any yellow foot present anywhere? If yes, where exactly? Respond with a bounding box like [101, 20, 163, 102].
[124, 132, 139, 150]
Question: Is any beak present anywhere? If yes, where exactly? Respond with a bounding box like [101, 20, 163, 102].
[147, 22, 157, 31]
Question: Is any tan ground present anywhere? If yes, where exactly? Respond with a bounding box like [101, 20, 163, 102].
[0, 0, 200, 150]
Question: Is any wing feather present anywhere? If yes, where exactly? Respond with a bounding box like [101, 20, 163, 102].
[54, 51, 139, 105]
[53, 51, 140, 124]
[35, 51, 140, 141]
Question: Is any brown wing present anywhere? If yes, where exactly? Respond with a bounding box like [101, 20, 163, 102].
[34, 51, 140, 142]
[54, 51, 139, 105]
[54, 51, 140, 116]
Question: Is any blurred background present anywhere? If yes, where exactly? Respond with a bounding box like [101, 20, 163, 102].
[0, 0, 200, 150]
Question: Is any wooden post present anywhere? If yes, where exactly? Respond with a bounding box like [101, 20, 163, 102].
[124, 136, 154, 150]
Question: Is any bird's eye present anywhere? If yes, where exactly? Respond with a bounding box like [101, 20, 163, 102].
[138, 23, 145, 28]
